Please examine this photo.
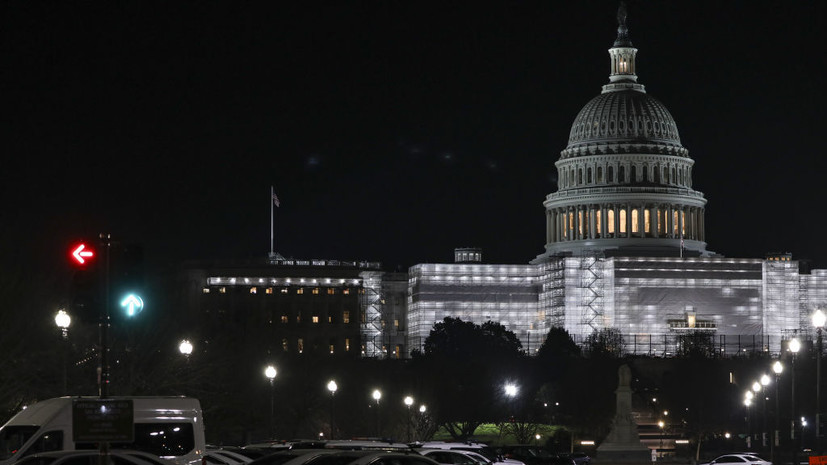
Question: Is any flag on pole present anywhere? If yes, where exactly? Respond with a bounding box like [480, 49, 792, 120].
[272, 192, 280, 207]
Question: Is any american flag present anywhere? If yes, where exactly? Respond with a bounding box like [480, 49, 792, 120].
[272, 192, 280, 207]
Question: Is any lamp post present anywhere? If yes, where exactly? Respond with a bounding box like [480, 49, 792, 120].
[504, 383, 518, 423]
[744, 396, 753, 450]
[789, 338, 801, 465]
[55, 309, 71, 393]
[404, 396, 414, 442]
[327, 380, 337, 439]
[372, 389, 382, 437]
[265, 365, 277, 438]
[761, 374, 770, 449]
[658, 420, 665, 454]
[178, 339, 193, 395]
[772, 361, 783, 463]
[813, 309, 825, 452]
[752, 381, 762, 449]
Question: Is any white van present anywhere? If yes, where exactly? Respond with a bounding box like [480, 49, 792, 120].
[0, 397, 205, 465]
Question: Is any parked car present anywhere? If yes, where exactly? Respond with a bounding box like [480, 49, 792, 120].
[418, 449, 486, 465]
[293, 451, 437, 465]
[700, 454, 771, 465]
[496, 447, 572, 465]
[13, 450, 164, 465]
[205, 450, 254, 465]
[557, 454, 589, 465]
[417, 442, 523, 465]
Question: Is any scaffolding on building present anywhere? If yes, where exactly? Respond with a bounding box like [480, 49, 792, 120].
[579, 252, 605, 332]
[360, 271, 384, 358]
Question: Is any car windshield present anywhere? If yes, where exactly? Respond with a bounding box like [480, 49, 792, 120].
[0, 425, 40, 460]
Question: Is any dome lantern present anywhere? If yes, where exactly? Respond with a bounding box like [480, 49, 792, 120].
[606, 2, 643, 91]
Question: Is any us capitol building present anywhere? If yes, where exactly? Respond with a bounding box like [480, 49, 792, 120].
[405, 9, 827, 357]
[190, 9, 827, 359]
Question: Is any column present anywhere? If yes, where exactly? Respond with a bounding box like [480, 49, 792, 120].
[589, 206, 597, 239]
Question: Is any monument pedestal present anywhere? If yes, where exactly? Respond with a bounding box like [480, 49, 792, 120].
[596, 364, 652, 464]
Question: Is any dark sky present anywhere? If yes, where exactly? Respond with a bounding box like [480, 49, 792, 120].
[2, 1, 826, 274]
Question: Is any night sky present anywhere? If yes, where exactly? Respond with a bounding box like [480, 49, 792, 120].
[2, 1, 826, 276]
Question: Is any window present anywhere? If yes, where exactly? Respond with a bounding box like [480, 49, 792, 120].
[296, 315, 301, 324]
[587, 168, 592, 183]
[619, 209, 627, 234]
[297, 338, 304, 353]
[596, 209, 602, 235]
[343, 311, 350, 323]
[327, 288, 335, 295]
[218, 287, 226, 294]
[343, 289, 350, 295]
[280, 288, 288, 294]
[394, 319, 399, 329]
[607, 210, 615, 234]
[312, 316, 319, 324]
[329, 344, 334, 355]
[265, 288, 273, 294]
[202, 288, 210, 294]
[632, 209, 639, 233]
[296, 288, 304, 295]
[345, 338, 351, 351]
[249, 287, 257, 294]
[282, 338, 288, 351]
[608, 166, 614, 182]
[312, 288, 320, 295]
[328, 316, 333, 323]
[93, 423, 194, 457]
[644, 209, 650, 234]
[619, 166, 625, 183]
[597, 167, 603, 182]
[280, 315, 288, 324]
[21, 431, 63, 456]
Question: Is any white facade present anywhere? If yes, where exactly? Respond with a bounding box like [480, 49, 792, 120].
[403, 9, 827, 357]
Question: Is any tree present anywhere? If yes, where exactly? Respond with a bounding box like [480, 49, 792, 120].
[415, 317, 524, 440]
[537, 327, 581, 361]
[585, 328, 624, 358]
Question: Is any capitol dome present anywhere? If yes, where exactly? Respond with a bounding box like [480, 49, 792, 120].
[565, 90, 682, 152]
[534, 4, 711, 262]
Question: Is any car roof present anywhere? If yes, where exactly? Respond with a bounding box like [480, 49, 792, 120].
[16, 450, 159, 465]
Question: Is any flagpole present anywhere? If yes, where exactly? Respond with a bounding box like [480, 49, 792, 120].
[270, 186, 274, 256]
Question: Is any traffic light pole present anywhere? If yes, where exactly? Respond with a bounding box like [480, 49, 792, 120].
[99, 233, 111, 398]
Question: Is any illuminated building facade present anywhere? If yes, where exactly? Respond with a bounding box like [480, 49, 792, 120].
[406, 10, 827, 357]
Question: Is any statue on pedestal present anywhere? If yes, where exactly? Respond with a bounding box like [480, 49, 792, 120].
[596, 364, 652, 463]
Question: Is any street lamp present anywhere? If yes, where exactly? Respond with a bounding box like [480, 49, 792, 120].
[372, 389, 382, 437]
[752, 381, 761, 448]
[658, 420, 665, 454]
[789, 338, 801, 465]
[327, 380, 337, 439]
[760, 374, 770, 449]
[55, 309, 71, 393]
[178, 339, 193, 357]
[813, 309, 825, 450]
[745, 392, 754, 449]
[265, 365, 277, 438]
[772, 361, 783, 463]
[404, 396, 414, 442]
[504, 383, 518, 424]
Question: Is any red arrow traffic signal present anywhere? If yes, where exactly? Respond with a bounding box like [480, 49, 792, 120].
[70, 243, 95, 265]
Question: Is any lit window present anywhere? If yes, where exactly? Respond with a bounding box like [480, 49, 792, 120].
[644, 210, 650, 234]
[328, 316, 333, 323]
[280, 288, 288, 294]
[327, 288, 335, 295]
[395, 345, 402, 359]
[394, 319, 399, 329]
[266, 288, 273, 294]
[296, 315, 301, 323]
[596, 209, 602, 235]
[619, 210, 627, 234]
[219, 287, 226, 294]
[329, 344, 334, 355]
[312, 288, 320, 295]
[297, 338, 304, 353]
[673, 211, 679, 235]
[296, 288, 304, 295]
[578, 211, 583, 236]
[343, 311, 350, 323]
[281, 315, 288, 324]
[345, 338, 351, 351]
[632, 209, 639, 233]
[312, 316, 319, 323]
[608, 210, 615, 234]
[202, 288, 210, 294]
[249, 287, 257, 294]
[343, 289, 350, 295]
[282, 338, 288, 351]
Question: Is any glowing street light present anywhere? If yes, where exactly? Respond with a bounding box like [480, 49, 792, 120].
[404, 396, 414, 442]
[327, 380, 337, 439]
[178, 339, 193, 357]
[55, 309, 71, 393]
[372, 389, 382, 437]
[265, 365, 277, 438]
[813, 309, 825, 447]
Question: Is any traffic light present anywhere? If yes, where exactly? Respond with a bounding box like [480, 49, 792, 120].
[111, 243, 145, 319]
[68, 241, 101, 323]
